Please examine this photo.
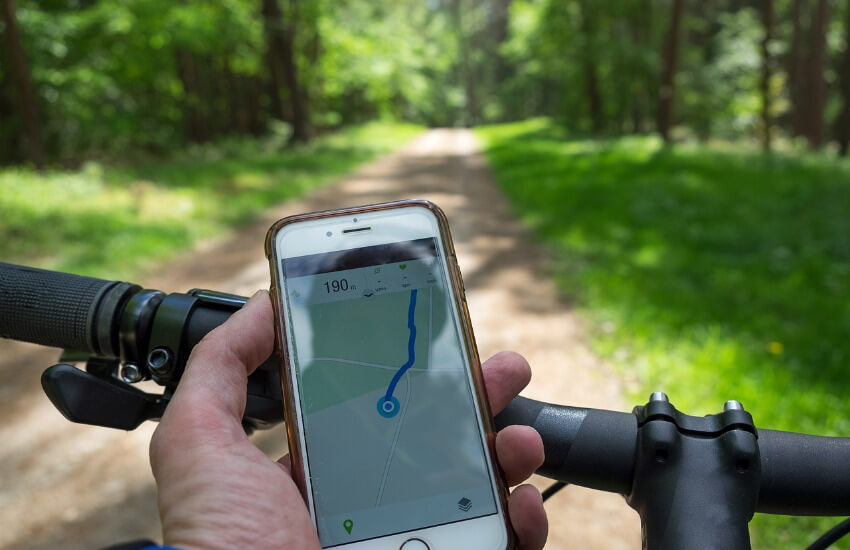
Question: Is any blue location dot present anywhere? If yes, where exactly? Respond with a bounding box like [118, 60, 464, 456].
[377, 396, 400, 418]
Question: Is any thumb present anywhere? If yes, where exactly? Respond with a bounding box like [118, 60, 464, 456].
[162, 289, 276, 440]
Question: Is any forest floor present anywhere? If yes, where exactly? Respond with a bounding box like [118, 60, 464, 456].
[0, 129, 640, 549]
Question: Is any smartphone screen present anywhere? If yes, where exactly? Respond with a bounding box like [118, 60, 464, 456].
[279, 231, 499, 548]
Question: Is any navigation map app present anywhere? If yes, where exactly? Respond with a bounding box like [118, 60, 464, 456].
[283, 238, 497, 547]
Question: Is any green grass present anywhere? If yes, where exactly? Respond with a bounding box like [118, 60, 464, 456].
[0, 122, 422, 279]
[476, 118, 850, 549]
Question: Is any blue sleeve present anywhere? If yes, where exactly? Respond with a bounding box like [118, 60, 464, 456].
[100, 541, 179, 550]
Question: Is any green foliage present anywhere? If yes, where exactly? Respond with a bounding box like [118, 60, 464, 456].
[2, 0, 486, 162]
[501, 0, 661, 132]
[11, 0, 265, 158]
[317, 0, 460, 125]
[0, 122, 422, 279]
[678, 6, 765, 140]
[477, 119, 850, 548]
[4, 0, 849, 164]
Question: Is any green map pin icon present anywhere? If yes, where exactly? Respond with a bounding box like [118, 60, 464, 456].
[343, 519, 353, 534]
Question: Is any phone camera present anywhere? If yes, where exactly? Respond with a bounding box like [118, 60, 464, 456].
[326, 231, 333, 237]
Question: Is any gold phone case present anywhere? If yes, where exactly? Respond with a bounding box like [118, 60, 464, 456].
[264, 199, 515, 549]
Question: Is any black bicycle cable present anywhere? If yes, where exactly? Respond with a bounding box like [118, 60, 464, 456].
[540, 484, 849, 548]
[541, 481, 568, 502]
[806, 517, 850, 550]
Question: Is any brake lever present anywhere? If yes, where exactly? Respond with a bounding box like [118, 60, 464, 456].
[38, 287, 285, 432]
[42, 363, 167, 430]
[41, 360, 284, 432]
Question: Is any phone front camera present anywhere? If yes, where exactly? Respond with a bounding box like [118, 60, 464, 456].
[326, 231, 333, 237]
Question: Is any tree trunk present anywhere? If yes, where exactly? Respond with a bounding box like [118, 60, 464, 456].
[578, 0, 603, 134]
[788, 0, 808, 137]
[656, 0, 684, 142]
[198, 56, 219, 139]
[247, 76, 265, 136]
[0, 65, 15, 164]
[759, 0, 774, 152]
[262, 0, 285, 122]
[213, 56, 230, 138]
[175, 48, 208, 143]
[262, 0, 310, 142]
[584, 59, 603, 134]
[453, 0, 477, 126]
[836, 6, 850, 156]
[644, 4, 658, 134]
[627, 3, 650, 134]
[690, 1, 721, 140]
[1, 0, 43, 166]
[280, 0, 310, 142]
[224, 55, 245, 134]
[806, 0, 829, 149]
[492, 0, 513, 90]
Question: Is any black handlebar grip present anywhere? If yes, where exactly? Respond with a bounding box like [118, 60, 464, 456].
[495, 396, 638, 495]
[0, 262, 138, 356]
[757, 428, 850, 516]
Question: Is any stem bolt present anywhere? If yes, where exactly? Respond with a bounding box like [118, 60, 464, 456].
[724, 400, 744, 411]
[120, 363, 142, 383]
[650, 391, 669, 403]
[147, 347, 174, 376]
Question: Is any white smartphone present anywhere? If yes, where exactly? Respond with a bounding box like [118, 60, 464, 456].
[265, 200, 514, 550]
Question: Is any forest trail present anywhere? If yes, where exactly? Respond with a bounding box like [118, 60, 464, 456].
[0, 129, 640, 549]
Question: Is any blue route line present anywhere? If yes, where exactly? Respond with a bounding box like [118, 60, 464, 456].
[380, 289, 418, 411]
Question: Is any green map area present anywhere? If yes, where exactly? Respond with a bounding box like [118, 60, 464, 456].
[298, 286, 445, 415]
[286, 264, 498, 547]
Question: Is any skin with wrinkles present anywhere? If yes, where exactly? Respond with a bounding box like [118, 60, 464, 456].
[149, 291, 548, 550]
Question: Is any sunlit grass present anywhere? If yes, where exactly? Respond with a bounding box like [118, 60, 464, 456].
[477, 118, 850, 549]
[0, 122, 422, 279]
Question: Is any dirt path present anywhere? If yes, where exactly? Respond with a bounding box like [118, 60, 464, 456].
[0, 129, 640, 549]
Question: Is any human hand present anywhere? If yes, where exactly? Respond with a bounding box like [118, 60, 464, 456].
[149, 290, 547, 549]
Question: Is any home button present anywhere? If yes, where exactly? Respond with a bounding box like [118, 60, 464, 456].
[399, 538, 430, 550]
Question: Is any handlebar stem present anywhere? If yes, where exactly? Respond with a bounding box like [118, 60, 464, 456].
[627, 400, 761, 550]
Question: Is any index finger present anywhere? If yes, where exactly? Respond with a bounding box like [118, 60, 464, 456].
[163, 290, 275, 435]
[481, 351, 532, 414]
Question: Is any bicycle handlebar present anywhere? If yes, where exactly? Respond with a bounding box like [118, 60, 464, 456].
[496, 396, 850, 517]
[0, 262, 138, 357]
[2, 261, 850, 545]
[494, 396, 637, 495]
[757, 428, 850, 516]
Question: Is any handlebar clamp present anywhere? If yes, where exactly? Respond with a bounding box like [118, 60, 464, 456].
[628, 394, 760, 550]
